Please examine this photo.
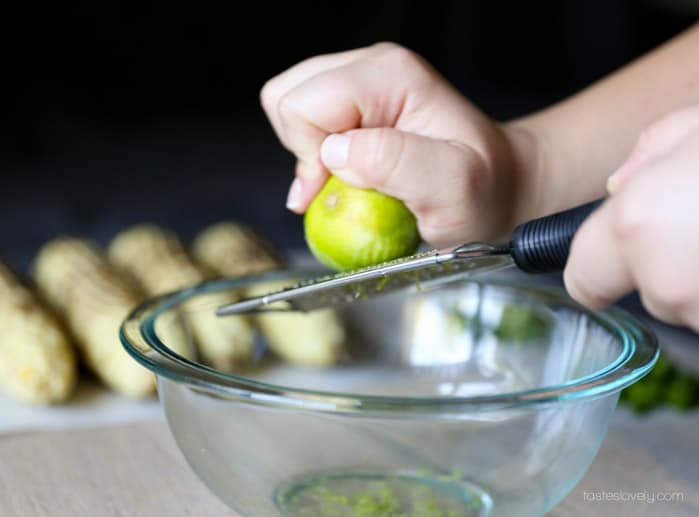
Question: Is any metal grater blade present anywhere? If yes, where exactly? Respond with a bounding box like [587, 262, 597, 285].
[216, 243, 513, 315]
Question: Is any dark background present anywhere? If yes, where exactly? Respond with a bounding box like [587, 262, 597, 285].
[3, 0, 697, 272]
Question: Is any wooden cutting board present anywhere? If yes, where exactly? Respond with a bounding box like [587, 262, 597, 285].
[0, 411, 696, 516]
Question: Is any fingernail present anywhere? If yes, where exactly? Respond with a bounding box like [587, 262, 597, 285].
[286, 177, 303, 211]
[606, 173, 619, 195]
[321, 133, 351, 169]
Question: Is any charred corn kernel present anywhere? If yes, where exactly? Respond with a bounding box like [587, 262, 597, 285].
[193, 223, 345, 367]
[108, 224, 255, 371]
[0, 261, 77, 404]
[33, 238, 156, 397]
[192, 222, 282, 278]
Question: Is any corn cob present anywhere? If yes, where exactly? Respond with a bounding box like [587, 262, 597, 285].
[191, 222, 282, 278]
[193, 222, 345, 367]
[33, 238, 156, 397]
[0, 261, 77, 403]
[108, 224, 255, 371]
[246, 279, 345, 367]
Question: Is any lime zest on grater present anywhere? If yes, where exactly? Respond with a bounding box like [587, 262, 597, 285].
[216, 243, 513, 315]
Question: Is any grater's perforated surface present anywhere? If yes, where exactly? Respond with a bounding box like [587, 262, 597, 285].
[217, 244, 513, 314]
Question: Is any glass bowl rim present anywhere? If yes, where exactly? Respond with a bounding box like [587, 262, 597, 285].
[120, 269, 659, 414]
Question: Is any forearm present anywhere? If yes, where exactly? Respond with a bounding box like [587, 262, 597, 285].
[506, 22, 699, 220]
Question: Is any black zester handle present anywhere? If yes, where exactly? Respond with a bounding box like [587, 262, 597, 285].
[510, 199, 604, 273]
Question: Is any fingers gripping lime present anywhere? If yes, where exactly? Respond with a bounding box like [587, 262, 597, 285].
[304, 176, 422, 271]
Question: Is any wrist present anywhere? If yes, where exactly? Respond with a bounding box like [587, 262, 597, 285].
[501, 119, 552, 225]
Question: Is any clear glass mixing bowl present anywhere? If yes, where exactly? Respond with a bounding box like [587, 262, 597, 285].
[121, 270, 658, 517]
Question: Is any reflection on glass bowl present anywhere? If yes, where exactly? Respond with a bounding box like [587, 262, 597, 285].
[121, 270, 658, 517]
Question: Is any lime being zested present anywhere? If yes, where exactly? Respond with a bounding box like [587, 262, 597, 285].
[304, 176, 422, 271]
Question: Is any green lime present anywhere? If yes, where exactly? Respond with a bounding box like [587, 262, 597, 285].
[647, 355, 672, 381]
[304, 176, 421, 271]
[622, 379, 664, 413]
[665, 374, 698, 410]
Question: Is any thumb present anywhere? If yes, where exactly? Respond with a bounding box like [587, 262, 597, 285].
[320, 127, 494, 247]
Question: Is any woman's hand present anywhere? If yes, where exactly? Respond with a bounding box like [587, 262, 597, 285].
[260, 42, 527, 247]
[262, 42, 699, 331]
[565, 105, 699, 331]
